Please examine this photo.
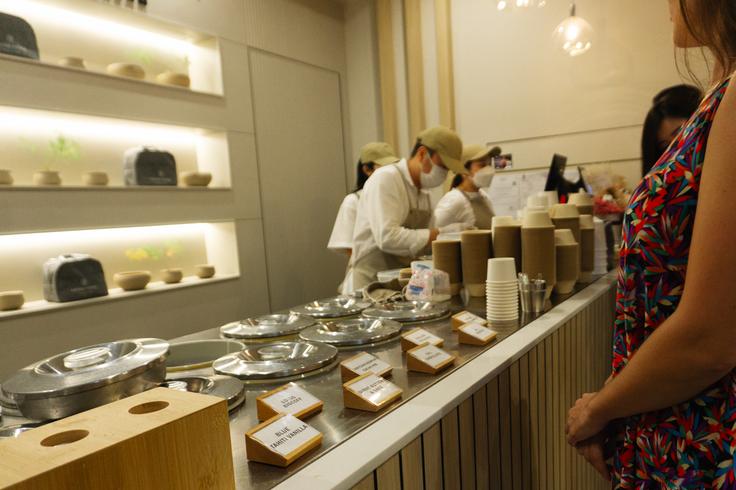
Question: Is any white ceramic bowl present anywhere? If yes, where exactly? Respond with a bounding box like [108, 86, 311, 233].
[196, 264, 216, 279]
[161, 268, 183, 284]
[554, 229, 577, 245]
[522, 210, 553, 228]
[0, 291, 25, 311]
[180, 171, 212, 187]
[551, 203, 580, 219]
[156, 71, 191, 88]
[82, 171, 109, 186]
[106, 62, 145, 80]
[58, 57, 86, 69]
[114, 271, 151, 291]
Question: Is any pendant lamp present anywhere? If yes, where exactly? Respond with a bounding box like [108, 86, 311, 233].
[553, 3, 594, 56]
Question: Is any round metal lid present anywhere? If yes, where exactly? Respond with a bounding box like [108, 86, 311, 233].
[219, 313, 316, 340]
[298, 318, 401, 347]
[212, 341, 338, 381]
[291, 296, 372, 319]
[0, 422, 45, 439]
[362, 301, 450, 322]
[161, 374, 246, 412]
[1, 339, 170, 400]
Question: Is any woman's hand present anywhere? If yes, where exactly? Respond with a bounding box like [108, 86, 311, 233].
[576, 434, 611, 481]
[566, 392, 608, 446]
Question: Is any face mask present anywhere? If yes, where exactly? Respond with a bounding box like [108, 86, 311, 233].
[472, 166, 494, 188]
[420, 155, 449, 188]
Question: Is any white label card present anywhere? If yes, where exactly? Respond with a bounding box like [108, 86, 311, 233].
[403, 328, 443, 346]
[347, 374, 402, 405]
[262, 384, 321, 416]
[454, 311, 486, 325]
[252, 414, 321, 457]
[342, 352, 391, 376]
[411, 344, 453, 368]
[460, 323, 497, 342]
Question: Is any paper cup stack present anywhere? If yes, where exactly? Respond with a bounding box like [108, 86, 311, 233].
[593, 217, 608, 274]
[550, 203, 581, 243]
[554, 229, 579, 295]
[461, 230, 493, 297]
[541, 190, 559, 208]
[492, 216, 522, 271]
[568, 190, 594, 216]
[433, 240, 463, 296]
[579, 215, 595, 282]
[521, 210, 556, 300]
[486, 257, 519, 322]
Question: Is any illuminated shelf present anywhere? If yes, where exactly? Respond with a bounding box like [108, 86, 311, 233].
[0, 274, 240, 321]
[0, 186, 231, 192]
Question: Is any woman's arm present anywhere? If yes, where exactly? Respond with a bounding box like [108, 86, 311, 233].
[567, 81, 736, 444]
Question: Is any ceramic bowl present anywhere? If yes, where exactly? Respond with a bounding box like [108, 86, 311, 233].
[180, 171, 212, 187]
[82, 172, 109, 186]
[58, 57, 86, 69]
[156, 71, 191, 88]
[106, 63, 145, 80]
[0, 169, 13, 185]
[0, 291, 25, 311]
[554, 229, 577, 245]
[196, 264, 216, 279]
[114, 271, 151, 291]
[551, 203, 580, 219]
[161, 268, 183, 284]
[33, 170, 61, 186]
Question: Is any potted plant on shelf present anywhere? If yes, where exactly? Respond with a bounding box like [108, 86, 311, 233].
[30, 135, 81, 186]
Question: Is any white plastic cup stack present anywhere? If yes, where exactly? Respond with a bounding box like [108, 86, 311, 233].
[593, 217, 608, 274]
[486, 257, 519, 322]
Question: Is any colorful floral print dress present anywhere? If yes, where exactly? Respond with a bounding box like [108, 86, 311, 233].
[611, 77, 736, 489]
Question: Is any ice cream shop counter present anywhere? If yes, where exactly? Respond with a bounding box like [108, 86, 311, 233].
[168, 272, 617, 490]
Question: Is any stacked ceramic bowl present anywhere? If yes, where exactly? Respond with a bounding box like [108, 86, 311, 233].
[593, 217, 608, 274]
[486, 257, 519, 323]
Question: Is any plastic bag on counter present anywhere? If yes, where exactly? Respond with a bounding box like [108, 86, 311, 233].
[406, 262, 451, 303]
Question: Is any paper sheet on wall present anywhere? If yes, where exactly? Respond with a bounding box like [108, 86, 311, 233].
[488, 172, 521, 217]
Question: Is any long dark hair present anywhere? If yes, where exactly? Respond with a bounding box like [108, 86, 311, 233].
[678, 0, 736, 80]
[641, 84, 702, 176]
[354, 160, 375, 192]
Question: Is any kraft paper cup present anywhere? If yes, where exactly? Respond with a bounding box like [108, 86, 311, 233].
[492, 224, 522, 271]
[433, 240, 462, 296]
[569, 192, 594, 215]
[522, 210, 553, 228]
[521, 226, 556, 300]
[552, 217, 581, 245]
[555, 243, 580, 295]
[579, 227, 595, 283]
[554, 229, 576, 246]
[541, 191, 559, 207]
[487, 258, 517, 282]
[551, 203, 580, 219]
[461, 230, 493, 297]
[492, 216, 517, 229]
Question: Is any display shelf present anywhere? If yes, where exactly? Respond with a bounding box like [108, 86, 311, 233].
[0, 274, 239, 321]
[0, 186, 231, 192]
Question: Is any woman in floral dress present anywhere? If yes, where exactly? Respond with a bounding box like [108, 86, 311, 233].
[566, 1, 736, 488]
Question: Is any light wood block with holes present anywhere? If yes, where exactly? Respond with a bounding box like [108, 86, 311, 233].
[0, 388, 234, 490]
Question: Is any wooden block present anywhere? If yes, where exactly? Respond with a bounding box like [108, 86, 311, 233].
[451, 310, 487, 331]
[245, 413, 322, 467]
[458, 323, 498, 346]
[407, 343, 456, 374]
[340, 351, 393, 382]
[343, 373, 403, 412]
[401, 327, 444, 351]
[255, 383, 323, 422]
[0, 388, 234, 490]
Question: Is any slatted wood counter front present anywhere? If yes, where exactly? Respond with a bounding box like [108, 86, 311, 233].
[276, 274, 617, 490]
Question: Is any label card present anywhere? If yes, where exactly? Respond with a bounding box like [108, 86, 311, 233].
[402, 328, 443, 349]
[452, 311, 487, 330]
[251, 414, 321, 458]
[410, 344, 453, 369]
[342, 352, 392, 377]
[459, 323, 498, 343]
[345, 373, 402, 406]
[260, 383, 321, 417]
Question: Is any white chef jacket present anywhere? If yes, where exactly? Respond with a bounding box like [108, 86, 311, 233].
[327, 191, 360, 252]
[340, 159, 433, 294]
[433, 188, 494, 228]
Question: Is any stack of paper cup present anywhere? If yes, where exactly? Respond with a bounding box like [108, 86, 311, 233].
[461, 230, 493, 297]
[540, 190, 559, 208]
[550, 203, 581, 243]
[492, 216, 522, 271]
[593, 217, 608, 274]
[486, 257, 519, 322]
[527, 193, 549, 210]
[554, 229, 579, 295]
[521, 210, 556, 300]
[568, 190, 594, 216]
[579, 215, 595, 282]
[433, 240, 462, 296]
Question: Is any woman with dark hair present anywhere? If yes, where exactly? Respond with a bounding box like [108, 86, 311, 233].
[327, 142, 398, 257]
[641, 84, 702, 176]
[566, 0, 736, 486]
[433, 145, 500, 230]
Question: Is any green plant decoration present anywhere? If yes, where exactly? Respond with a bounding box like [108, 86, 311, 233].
[125, 241, 184, 262]
[128, 48, 153, 67]
[21, 135, 81, 171]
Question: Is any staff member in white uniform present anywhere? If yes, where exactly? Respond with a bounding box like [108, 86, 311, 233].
[342, 126, 469, 294]
[327, 142, 399, 256]
[434, 144, 500, 230]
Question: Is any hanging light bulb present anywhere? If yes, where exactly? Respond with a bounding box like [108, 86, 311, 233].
[553, 3, 594, 56]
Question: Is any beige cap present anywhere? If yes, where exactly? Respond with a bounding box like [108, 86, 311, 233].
[416, 126, 464, 175]
[360, 142, 399, 166]
[462, 144, 502, 166]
